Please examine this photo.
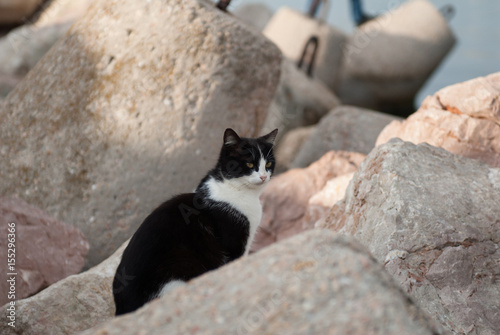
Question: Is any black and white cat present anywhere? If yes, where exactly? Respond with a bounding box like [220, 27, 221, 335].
[113, 128, 278, 315]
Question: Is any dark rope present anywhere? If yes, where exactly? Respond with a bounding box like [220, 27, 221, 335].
[216, 0, 231, 12]
[351, 0, 374, 26]
[297, 36, 319, 77]
[307, 0, 323, 18]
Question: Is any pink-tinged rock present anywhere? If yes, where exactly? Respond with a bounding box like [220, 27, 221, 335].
[305, 172, 355, 227]
[377, 72, 500, 168]
[436, 72, 500, 122]
[251, 151, 365, 252]
[0, 197, 89, 306]
[320, 139, 500, 335]
[0, 241, 126, 335]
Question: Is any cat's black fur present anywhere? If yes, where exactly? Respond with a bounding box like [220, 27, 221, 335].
[113, 128, 278, 315]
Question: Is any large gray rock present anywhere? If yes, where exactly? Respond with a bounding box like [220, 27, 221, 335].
[81, 231, 445, 335]
[0, 0, 281, 267]
[292, 106, 398, 168]
[377, 72, 500, 168]
[0, 242, 126, 335]
[319, 139, 500, 334]
[0, 197, 89, 306]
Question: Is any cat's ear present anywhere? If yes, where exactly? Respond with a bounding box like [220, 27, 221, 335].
[260, 129, 278, 145]
[223, 128, 241, 146]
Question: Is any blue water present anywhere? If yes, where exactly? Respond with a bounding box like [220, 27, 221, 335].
[233, 0, 500, 105]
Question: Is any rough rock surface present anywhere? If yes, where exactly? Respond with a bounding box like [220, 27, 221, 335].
[320, 139, 500, 335]
[435, 72, 500, 122]
[0, 0, 43, 24]
[377, 72, 500, 167]
[0, 0, 281, 267]
[274, 125, 315, 173]
[262, 58, 340, 138]
[81, 231, 445, 335]
[0, 197, 89, 306]
[251, 151, 365, 252]
[292, 106, 398, 168]
[0, 241, 126, 335]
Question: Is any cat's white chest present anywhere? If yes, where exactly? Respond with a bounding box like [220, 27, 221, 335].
[205, 177, 263, 255]
[235, 197, 262, 254]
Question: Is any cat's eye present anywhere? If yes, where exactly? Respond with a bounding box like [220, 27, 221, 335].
[246, 163, 254, 168]
[266, 162, 272, 168]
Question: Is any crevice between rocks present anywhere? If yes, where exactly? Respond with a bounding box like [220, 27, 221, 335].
[411, 237, 480, 255]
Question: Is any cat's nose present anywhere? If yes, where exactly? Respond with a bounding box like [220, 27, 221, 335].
[260, 176, 267, 182]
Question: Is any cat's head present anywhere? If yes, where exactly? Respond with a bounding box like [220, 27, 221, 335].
[217, 128, 278, 189]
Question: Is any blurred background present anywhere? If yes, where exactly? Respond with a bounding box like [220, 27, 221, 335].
[231, 0, 500, 105]
[1, 0, 497, 110]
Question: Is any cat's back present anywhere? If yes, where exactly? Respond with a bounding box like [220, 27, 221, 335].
[116, 192, 234, 276]
[113, 193, 220, 312]
[121, 192, 202, 259]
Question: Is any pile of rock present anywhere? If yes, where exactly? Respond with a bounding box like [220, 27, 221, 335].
[0, 0, 281, 269]
[1, 0, 499, 334]
[317, 139, 500, 334]
[377, 72, 500, 167]
[80, 231, 446, 335]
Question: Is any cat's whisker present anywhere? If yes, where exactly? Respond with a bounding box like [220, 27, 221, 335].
[237, 181, 252, 191]
[265, 148, 273, 161]
[249, 148, 256, 161]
